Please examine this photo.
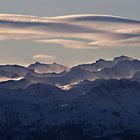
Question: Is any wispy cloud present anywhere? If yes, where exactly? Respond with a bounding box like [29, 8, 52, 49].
[36, 39, 92, 49]
[0, 14, 140, 48]
[33, 54, 57, 63]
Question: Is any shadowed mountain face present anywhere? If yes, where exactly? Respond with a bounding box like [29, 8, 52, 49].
[0, 56, 140, 140]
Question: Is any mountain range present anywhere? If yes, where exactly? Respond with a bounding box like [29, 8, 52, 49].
[0, 56, 140, 139]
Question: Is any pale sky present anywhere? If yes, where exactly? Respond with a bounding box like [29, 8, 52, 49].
[0, 0, 140, 66]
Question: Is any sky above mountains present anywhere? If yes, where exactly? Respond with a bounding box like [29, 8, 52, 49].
[0, 0, 140, 66]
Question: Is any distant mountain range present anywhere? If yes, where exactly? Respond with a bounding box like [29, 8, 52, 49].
[0, 55, 140, 86]
[0, 56, 140, 139]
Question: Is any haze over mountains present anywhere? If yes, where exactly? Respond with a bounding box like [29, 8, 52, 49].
[0, 56, 140, 139]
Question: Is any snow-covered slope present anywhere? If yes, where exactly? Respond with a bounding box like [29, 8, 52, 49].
[0, 78, 32, 89]
[23, 56, 139, 86]
[28, 62, 68, 74]
[0, 55, 138, 90]
[98, 59, 140, 79]
[0, 70, 20, 79]
[25, 68, 96, 86]
[0, 64, 33, 77]
[72, 55, 133, 72]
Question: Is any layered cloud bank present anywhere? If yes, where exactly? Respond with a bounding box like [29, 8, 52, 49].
[0, 14, 140, 48]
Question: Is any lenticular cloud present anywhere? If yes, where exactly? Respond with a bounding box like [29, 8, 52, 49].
[0, 14, 140, 49]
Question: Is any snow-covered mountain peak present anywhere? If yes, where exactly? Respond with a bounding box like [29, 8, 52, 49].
[28, 61, 68, 74]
